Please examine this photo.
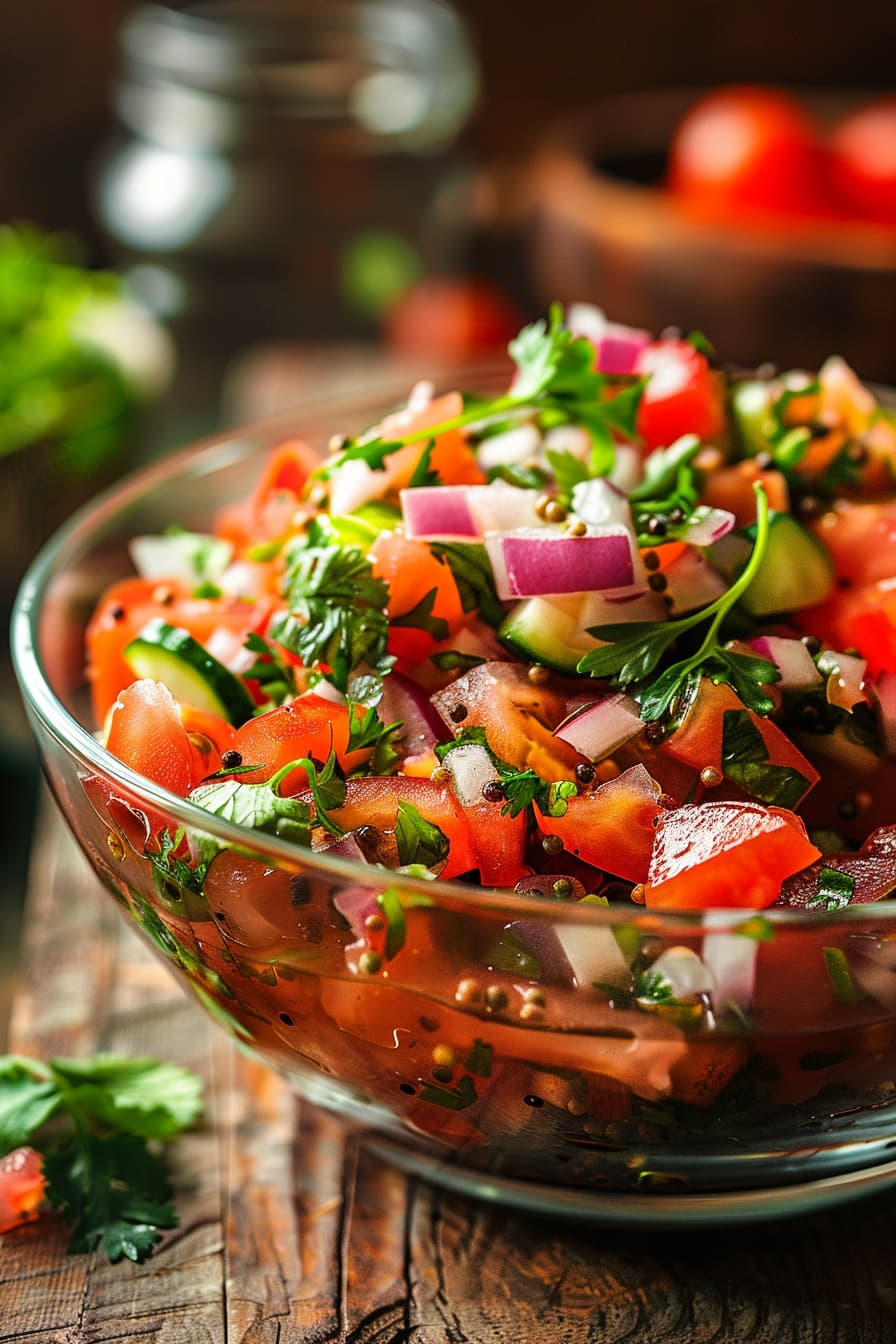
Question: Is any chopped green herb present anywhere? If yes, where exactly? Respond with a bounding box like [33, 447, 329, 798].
[390, 587, 450, 642]
[430, 650, 486, 673]
[464, 1039, 494, 1077]
[0, 1053, 202, 1263]
[393, 800, 449, 870]
[733, 915, 776, 943]
[721, 709, 811, 808]
[417, 1073, 478, 1111]
[242, 631, 299, 705]
[823, 946, 861, 1005]
[808, 866, 856, 911]
[429, 542, 505, 628]
[407, 438, 440, 487]
[578, 483, 778, 721]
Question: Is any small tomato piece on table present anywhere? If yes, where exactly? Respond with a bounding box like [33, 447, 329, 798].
[0, 1147, 45, 1232]
[534, 764, 664, 884]
[643, 800, 821, 909]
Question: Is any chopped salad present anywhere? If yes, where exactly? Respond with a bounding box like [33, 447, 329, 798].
[86, 305, 896, 919]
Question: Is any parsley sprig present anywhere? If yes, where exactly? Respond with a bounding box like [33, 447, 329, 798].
[270, 542, 393, 693]
[319, 304, 643, 481]
[578, 483, 778, 721]
[0, 1053, 202, 1262]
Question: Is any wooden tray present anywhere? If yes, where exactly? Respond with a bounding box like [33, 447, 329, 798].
[2, 800, 896, 1341]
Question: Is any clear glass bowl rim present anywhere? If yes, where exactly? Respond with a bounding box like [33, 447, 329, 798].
[11, 376, 896, 937]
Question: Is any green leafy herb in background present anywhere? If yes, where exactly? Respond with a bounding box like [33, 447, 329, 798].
[0, 226, 140, 472]
[0, 1054, 202, 1262]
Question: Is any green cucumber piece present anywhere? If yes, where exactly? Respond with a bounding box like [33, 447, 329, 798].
[125, 618, 256, 725]
[498, 596, 604, 674]
[740, 512, 834, 617]
[731, 380, 775, 456]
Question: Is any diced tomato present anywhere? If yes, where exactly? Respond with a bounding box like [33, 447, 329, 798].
[233, 695, 370, 794]
[635, 340, 726, 453]
[377, 391, 486, 489]
[0, 1147, 45, 1233]
[534, 764, 664, 883]
[105, 679, 215, 796]
[431, 662, 586, 782]
[798, 577, 896, 679]
[644, 800, 821, 909]
[810, 499, 896, 589]
[215, 439, 318, 551]
[86, 577, 275, 725]
[463, 799, 529, 887]
[659, 679, 818, 807]
[179, 705, 238, 762]
[323, 776, 477, 879]
[699, 458, 790, 527]
[368, 531, 466, 663]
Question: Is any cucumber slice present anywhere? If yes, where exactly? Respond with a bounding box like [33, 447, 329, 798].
[498, 595, 605, 674]
[731, 380, 775, 456]
[125, 618, 256, 724]
[740, 513, 834, 617]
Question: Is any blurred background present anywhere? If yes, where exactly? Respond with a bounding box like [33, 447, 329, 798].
[1, 0, 895, 1027]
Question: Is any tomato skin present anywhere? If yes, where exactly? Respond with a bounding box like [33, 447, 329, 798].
[105, 680, 212, 797]
[635, 341, 726, 452]
[535, 764, 664, 883]
[829, 98, 896, 226]
[215, 439, 318, 551]
[369, 531, 466, 663]
[463, 800, 528, 887]
[234, 695, 369, 794]
[385, 276, 522, 361]
[668, 85, 827, 221]
[644, 800, 821, 909]
[0, 1147, 45, 1233]
[324, 776, 477, 879]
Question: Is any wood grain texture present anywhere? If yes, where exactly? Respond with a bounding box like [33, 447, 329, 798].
[3, 799, 896, 1342]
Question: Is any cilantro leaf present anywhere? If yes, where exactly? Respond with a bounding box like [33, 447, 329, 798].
[394, 800, 449, 870]
[0, 1058, 59, 1152]
[241, 631, 298, 705]
[436, 727, 578, 820]
[407, 438, 440, 487]
[430, 650, 486, 673]
[720, 709, 811, 808]
[807, 866, 856, 911]
[417, 1073, 478, 1111]
[188, 773, 313, 846]
[48, 1056, 203, 1139]
[390, 587, 450, 642]
[271, 543, 392, 692]
[544, 447, 590, 495]
[429, 542, 505, 627]
[579, 483, 776, 722]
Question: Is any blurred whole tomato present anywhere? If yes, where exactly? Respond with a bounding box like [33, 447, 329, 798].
[384, 276, 523, 361]
[667, 85, 829, 222]
[829, 97, 896, 226]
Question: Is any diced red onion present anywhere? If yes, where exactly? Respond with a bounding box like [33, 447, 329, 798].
[662, 548, 728, 615]
[442, 742, 499, 807]
[400, 486, 478, 540]
[466, 482, 540, 533]
[608, 443, 643, 492]
[750, 636, 822, 692]
[555, 922, 632, 991]
[206, 625, 256, 674]
[331, 882, 377, 936]
[218, 560, 272, 600]
[317, 833, 369, 863]
[407, 379, 435, 414]
[681, 506, 736, 547]
[475, 423, 541, 472]
[847, 947, 896, 1009]
[818, 649, 868, 710]
[379, 669, 449, 758]
[485, 527, 639, 600]
[300, 680, 345, 704]
[566, 303, 652, 375]
[130, 532, 232, 585]
[503, 919, 576, 987]
[571, 477, 630, 528]
[329, 458, 382, 516]
[577, 589, 667, 627]
[871, 670, 896, 754]
[646, 946, 714, 1000]
[702, 912, 757, 1014]
[542, 423, 591, 459]
[554, 693, 643, 761]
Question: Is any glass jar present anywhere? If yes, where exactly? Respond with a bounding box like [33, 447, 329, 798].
[93, 0, 479, 433]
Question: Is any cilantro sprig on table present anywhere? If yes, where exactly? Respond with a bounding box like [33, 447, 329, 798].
[317, 303, 644, 481]
[578, 483, 778, 722]
[0, 1054, 202, 1262]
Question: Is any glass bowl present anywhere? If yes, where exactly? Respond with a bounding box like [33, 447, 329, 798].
[12, 383, 896, 1227]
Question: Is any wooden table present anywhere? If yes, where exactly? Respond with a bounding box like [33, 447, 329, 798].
[3, 805, 896, 1342]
